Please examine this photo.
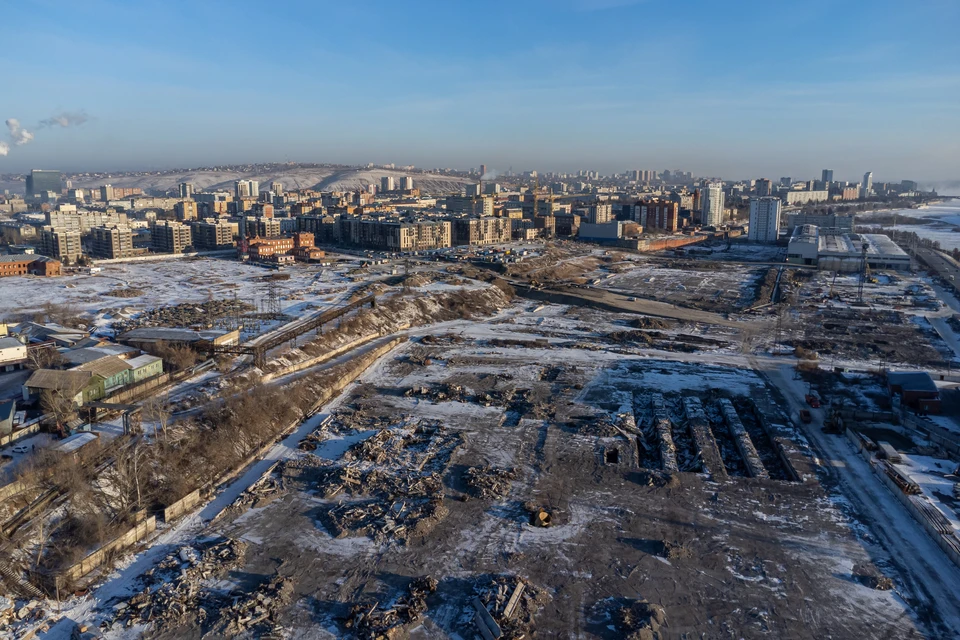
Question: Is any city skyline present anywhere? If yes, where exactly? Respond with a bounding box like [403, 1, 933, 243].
[1, 0, 958, 181]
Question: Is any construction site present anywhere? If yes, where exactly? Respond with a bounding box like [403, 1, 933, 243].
[1, 239, 960, 639]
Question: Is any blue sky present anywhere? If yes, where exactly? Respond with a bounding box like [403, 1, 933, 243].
[1, 0, 958, 183]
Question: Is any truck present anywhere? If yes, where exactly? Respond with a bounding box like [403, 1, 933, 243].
[799, 409, 813, 424]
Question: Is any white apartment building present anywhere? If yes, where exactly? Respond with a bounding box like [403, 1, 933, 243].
[701, 183, 725, 227]
[748, 197, 782, 242]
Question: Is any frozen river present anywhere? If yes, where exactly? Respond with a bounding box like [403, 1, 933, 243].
[859, 198, 960, 250]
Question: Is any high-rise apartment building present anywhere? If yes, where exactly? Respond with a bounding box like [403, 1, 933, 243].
[586, 203, 613, 224]
[480, 164, 487, 177]
[45, 208, 128, 233]
[151, 221, 193, 254]
[821, 169, 834, 185]
[174, 200, 198, 221]
[756, 179, 772, 197]
[101, 184, 115, 201]
[178, 182, 194, 199]
[861, 172, 873, 199]
[446, 195, 494, 217]
[190, 219, 235, 250]
[464, 183, 482, 197]
[701, 183, 725, 227]
[25, 170, 62, 197]
[779, 177, 792, 187]
[271, 182, 283, 196]
[400, 176, 414, 191]
[748, 197, 782, 243]
[90, 225, 135, 259]
[380, 176, 395, 193]
[234, 180, 259, 198]
[39, 227, 83, 262]
[636, 200, 678, 232]
[450, 217, 512, 246]
[248, 216, 281, 238]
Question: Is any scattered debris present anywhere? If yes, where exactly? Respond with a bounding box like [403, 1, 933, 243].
[464, 466, 517, 500]
[617, 599, 668, 640]
[474, 575, 548, 639]
[104, 538, 247, 632]
[343, 576, 438, 639]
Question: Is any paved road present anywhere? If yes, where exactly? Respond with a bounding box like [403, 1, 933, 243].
[757, 360, 960, 638]
[917, 248, 960, 293]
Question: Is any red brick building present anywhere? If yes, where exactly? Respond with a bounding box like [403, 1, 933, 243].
[0, 255, 62, 278]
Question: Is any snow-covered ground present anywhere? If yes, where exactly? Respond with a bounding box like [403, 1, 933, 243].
[0, 256, 367, 337]
[859, 200, 960, 251]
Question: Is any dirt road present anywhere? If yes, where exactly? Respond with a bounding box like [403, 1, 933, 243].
[515, 282, 758, 329]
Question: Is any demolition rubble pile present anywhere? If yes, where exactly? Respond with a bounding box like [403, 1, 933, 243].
[853, 562, 894, 591]
[682, 397, 727, 480]
[616, 599, 668, 640]
[578, 412, 626, 437]
[0, 597, 45, 638]
[114, 298, 255, 332]
[463, 466, 517, 500]
[343, 576, 438, 639]
[647, 393, 679, 473]
[229, 464, 285, 511]
[717, 398, 768, 479]
[404, 383, 469, 403]
[318, 420, 462, 544]
[211, 574, 293, 638]
[472, 575, 548, 640]
[104, 538, 247, 632]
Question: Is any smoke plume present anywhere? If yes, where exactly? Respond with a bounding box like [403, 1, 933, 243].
[38, 111, 89, 129]
[1, 110, 89, 156]
[6, 119, 34, 146]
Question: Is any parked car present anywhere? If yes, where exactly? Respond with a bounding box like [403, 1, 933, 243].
[799, 409, 812, 424]
[12, 445, 29, 454]
[805, 394, 821, 408]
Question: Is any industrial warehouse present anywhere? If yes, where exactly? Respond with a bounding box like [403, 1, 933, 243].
[786, 224, 912, 271]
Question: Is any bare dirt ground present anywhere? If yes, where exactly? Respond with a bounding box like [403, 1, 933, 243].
[132, 329, 930, 640]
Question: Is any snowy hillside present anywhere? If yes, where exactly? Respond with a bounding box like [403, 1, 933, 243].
[0, 166, 473, 196]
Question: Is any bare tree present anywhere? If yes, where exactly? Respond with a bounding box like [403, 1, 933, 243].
[141, 393, 171, 441]
[151, 341, 199, 371]
[27, 344, 64, 370]
[99, 438, 151, 516]
[40, 388, 78, 435]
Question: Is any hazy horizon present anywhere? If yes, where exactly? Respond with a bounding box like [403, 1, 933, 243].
[1, 0, 958, 182]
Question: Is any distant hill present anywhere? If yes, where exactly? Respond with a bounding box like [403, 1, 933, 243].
[0, 165, 474, 197]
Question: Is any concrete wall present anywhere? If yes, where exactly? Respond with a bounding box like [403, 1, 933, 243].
[52, 516, 157, 586]
[161, 489, 201, 523]
[0, 421, 40, 447]
[91, 248, 236, 265]
[260, 333, 382, 383]
[617, 234, 708, 253]
[0, 480, 31, 503]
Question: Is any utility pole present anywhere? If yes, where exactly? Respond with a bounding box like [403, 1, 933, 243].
[857, 244, 868, 304]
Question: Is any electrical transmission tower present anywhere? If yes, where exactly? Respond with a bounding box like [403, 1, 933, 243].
[264, 282, 282, 320]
